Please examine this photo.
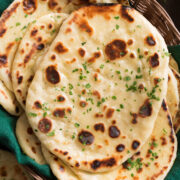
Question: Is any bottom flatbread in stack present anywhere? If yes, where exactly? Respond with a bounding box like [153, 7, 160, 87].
[0, 149, 33, 180]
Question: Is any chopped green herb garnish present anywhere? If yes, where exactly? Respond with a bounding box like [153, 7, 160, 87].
[74, 123, 80, 128]
[137, 67, 141, 73]
[124, 76, 131, 81]
[136, 75, 143, 79]
[47, 130, 55, 137]
[114, 16, 120, 20]
[100, 64, 104, 69]
[126, 81, 137, 92]
[85, 83, 91, 89]
[72, 68, 78, 73]
[116, 70, 121, 74]
[25, 14, 28, 18]
[28, 112, 37, 117]
[81, 42, 86, 46]
[16, 22, 21, 26]
[112, 96, 117, 100]
[69, 83, 73, 90]
[116, 24, 119, 30]
[120, 104, 124, 109]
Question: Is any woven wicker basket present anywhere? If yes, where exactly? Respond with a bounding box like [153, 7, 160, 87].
[25, 0, 180, 179]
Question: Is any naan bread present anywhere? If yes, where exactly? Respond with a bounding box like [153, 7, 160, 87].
[0, 149, 32, 180]
[42, 101, 177, 180]
[0, 80, 21, 116]
[169, 56, 179, 72]
[12, 13, 68, 109]
[166, 68, 179, 120]
[0, 0, 89, 92]
[16, 113, 46, 165]
[42, 145, 78, 180]
[26, 4, 169, 172]
[171, 68, 180, 133]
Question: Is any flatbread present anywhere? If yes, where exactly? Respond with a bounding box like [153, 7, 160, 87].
[0, 149, 32, 180]
[0, 0, 89, 91]
[166, 68, 179, 120]
[12, 13, 68, 109]
[16, 113, 46, 165]
[171, 68, 180, 133]
[42, 145, 79, 180]
[26, 4, 169, 172]
[42, 101, 177, 180]
[0, 80, 21, 116]
[169, 56, 179, 72]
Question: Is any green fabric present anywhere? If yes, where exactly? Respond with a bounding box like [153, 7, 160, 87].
[0, 1, 180, 179]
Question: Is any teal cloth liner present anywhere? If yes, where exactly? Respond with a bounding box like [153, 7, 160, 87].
[0, 1, 180, 179]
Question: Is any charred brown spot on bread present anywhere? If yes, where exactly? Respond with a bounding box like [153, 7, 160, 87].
[109, 125, 120, 138]
[31, 29, 38, 37]
[120, 6, 134, 22]
[130, 53, 135, 58]
[106, 108, 115, 118]
[82, 4, 116, 20]
[88, 52, 101, 63]
[79, 101, 87, 108]
[59, 165, 65, 172]
[28, 75, 34, 83]
[138, 99, 152, 117]
[154, 77, 161, 85]
[0, 28, 6, 37]
[78, 130, 94, 145]
[145, 35, 156, 46]
[24, 44, 36, 64]
[161, 100, 167, 111]
[37, 43, 45, 50]
[75, 162, 80, 168]
[138, 84, 144, 90]
[48, 0, 58, 10]
[116, 144, 125, 152]
[17, 89, 22, 96]
[53, 108, 65, 118]
[57, 95, 65, 102]
[27, 127, 33, 135]
[0, 55, 7, 66]
[149, 53, 159, 68]
[34, 101, 42, 109]
[127, 39, 133, 46]
[95, 113, 104, 118]
[94, 123, 105, 132]
[31, 147, 36, 154]
[78, 48, 86, 57]
[66, 107, 72, 114]
[46, 65, 60, 84]
[6, 42, 15, 52]
[93, 90, 101, 99]
[105, 39, 127, 60]
[38, 118, 52, 133]
[37, 36, 42, 42]
[55, 42, 68, 54]
[91, 158, 116, 170]
[65, 28, 72, 34]
[131, 113, 138, 124]
[17, 76, 23, 84]
[23, 0, 37, 14]
[48, 24, 53, 29]
[168, 75, 170, 81]
[132, 140, 140, 150]
[0, 2, 20, 38]
[51, 54, 56, 61]
[160, 136, 167, 145]
[77, 18, 93, 36]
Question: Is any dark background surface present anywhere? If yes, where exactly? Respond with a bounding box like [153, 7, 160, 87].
[158, 0, 180, 31]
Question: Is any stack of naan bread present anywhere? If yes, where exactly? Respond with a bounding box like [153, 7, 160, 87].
[0, 0, 180, 179]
